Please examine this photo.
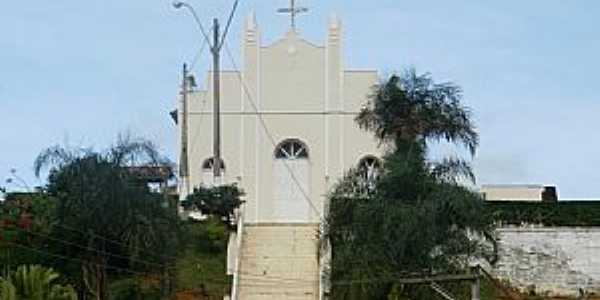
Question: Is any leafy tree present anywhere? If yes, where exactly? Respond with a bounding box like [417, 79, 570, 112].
[324, 69, 495, 299]
[0, 192, 56, 270]
[0, 265, 77, 300]
[183, 185, 244, 230]
[33, 135, 178, 300]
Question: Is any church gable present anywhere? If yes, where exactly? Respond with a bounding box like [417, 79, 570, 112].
[259, 31, 326, 111]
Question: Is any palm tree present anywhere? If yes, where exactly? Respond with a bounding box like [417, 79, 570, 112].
[324, 69, 496, 299]
[0, 265, 77, 300]
[32, 134, 178, 299]
[356, 68, 478, 182]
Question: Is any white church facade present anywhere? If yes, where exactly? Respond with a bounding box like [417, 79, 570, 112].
[177, 12, 381, 300]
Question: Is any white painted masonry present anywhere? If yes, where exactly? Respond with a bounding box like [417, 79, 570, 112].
[179, 14, 379, 223]
[492, 226, 600, 297]
[178, 13, 381, 300]
[481, 184, 545, 201]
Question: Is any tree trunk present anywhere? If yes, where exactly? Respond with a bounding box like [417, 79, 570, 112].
[82, 258, 107, 300]
[96, 258, 107, 300]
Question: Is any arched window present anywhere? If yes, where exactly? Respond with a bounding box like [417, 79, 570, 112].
[201, 157, 226, 185]
[274, 139, 309, 160]
[202, 157, 226, 171]
[358, 155, 381, 189]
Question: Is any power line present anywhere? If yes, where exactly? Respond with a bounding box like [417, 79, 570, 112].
[4, 238, 323, 289]
[189, 29, 210, 72]
[2, 225, 323, 287]
[218, 0, 240, 51]
[48, 220, 320, 285]
[221, 41, 323, 219]
[4, 224, 168, 269]
[46, 222, 175, 263]
[173, 1, 212, 48]
[8, 239, 481, 290]
[6, 238, 477, 288]
[6, 241, 153, 277]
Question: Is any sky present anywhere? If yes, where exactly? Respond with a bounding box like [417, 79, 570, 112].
[1, 1, 599, 198]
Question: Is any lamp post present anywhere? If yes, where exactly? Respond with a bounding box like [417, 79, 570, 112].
[172, 1, 222, 181]
[173, 1, 238, 182]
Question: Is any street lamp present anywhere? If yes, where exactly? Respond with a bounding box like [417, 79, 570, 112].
[172, 1, 212, 48]
[172, 1, 184, 9]
[172, 0, 236, 180]
[7, 168, 31, 192]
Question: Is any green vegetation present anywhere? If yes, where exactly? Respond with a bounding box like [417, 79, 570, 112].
[32, 136, 177, 299]
[0, 265, 77, 300]
[174, 218, 232, 299]
[486, 201, 600, 227]
[324, 69, 496, 299]
[183, 185, 245, 230]
[0, 135, 236, 299]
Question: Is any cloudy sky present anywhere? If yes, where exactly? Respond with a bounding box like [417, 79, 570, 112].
[1, 1, 599, 198]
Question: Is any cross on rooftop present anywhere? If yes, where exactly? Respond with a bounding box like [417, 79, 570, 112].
[277, 0, 309, 30]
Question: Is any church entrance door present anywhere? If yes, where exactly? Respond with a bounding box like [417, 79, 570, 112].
[273, 139, 310, 222]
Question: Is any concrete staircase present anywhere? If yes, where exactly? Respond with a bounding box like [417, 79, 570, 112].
[236, 223, 320, 300]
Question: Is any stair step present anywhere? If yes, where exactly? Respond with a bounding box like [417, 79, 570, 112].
[236, 224, 320, 300]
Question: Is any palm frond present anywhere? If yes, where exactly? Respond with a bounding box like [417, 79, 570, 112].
[109, 133, 173, 170]
[356, 68, 479, 155]
[430, 157, 476, 184]
[33, 146, 78, 178]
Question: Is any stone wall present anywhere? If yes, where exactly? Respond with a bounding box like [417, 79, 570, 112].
[493, 226, 600, 297]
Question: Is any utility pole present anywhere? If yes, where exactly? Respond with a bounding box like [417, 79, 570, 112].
[173, 0, 239, 182]
[212, 18, 222, 179]
[180, 63, 190, 194]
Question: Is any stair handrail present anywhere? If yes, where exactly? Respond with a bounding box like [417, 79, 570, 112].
[430, 282, 457, 300]
[478, 265, 522, 300]
[230, 204, 245, 300]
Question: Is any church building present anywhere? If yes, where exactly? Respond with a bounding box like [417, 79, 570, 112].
[176, 6, 381, 299]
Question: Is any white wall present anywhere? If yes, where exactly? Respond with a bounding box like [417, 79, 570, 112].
[493, 226, 600, 297]
[481, 185, 544, 201]
[181, 15, 381, 224]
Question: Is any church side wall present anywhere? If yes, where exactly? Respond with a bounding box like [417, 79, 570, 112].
[493, 226, 600, 296]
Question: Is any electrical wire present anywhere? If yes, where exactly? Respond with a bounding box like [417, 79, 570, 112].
[36, 221, 321, 286]
[3, 225, 472, 288]
[5, 241, 153, 277]
[221, 41, 323, 219]
[44, 222, 175, 263]
[176, 2, 213, 50]
[189, 29, 210, 72]
[4, 224, 167, 269]
[2, 228, 323, 287]
[218, 0, 240, 51]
